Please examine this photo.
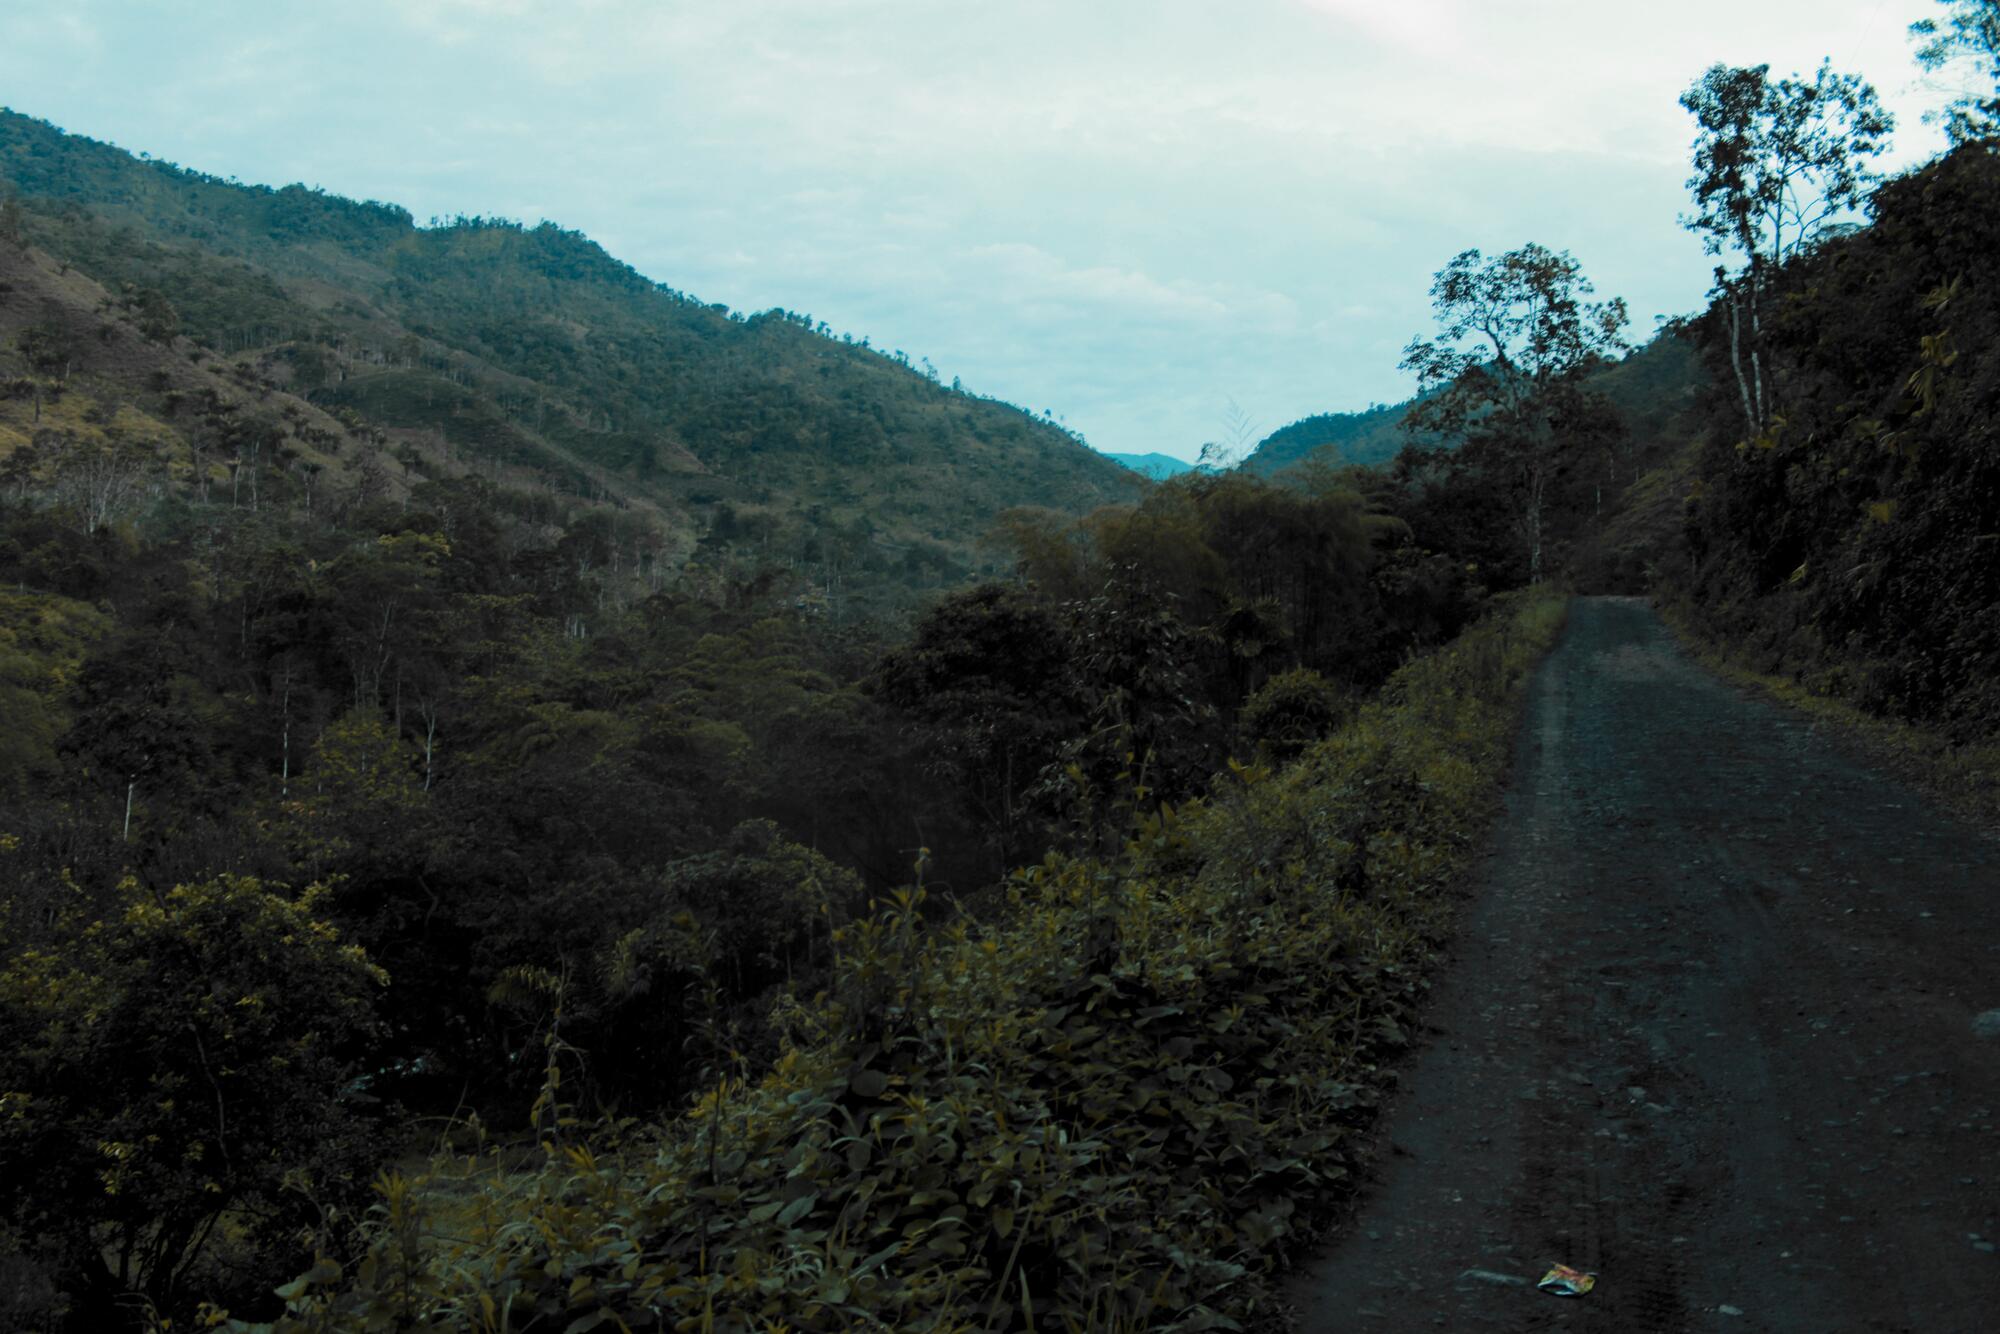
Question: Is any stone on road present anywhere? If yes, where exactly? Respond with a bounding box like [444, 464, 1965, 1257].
[1288, 597, 2000, 1333]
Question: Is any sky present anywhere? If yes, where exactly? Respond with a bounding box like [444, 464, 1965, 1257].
[0, 0, 1960, 461]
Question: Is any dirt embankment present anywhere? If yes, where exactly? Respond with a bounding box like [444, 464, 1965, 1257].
[1289, 597, 2000, 1333]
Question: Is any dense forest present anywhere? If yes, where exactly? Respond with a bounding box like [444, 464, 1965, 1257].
[2, 1, 1998, 1329]
[0, 123, 1490, 1326]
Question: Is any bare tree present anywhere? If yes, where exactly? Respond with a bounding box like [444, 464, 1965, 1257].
[46, 432, 152, 535]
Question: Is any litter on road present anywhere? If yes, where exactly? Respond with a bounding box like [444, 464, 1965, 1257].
[1537, 1263, 1597, 1297]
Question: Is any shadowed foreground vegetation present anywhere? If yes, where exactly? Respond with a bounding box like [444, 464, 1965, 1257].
[221, 589, 1566, 1333]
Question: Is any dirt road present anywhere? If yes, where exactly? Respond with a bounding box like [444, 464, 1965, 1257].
[1288, 597, 2000, 1332]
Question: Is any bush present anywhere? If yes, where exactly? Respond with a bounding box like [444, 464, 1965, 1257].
[237, 590, 1569, 1333]
[0, 874, 386, 1325]
[1239, 667, 1351, 762]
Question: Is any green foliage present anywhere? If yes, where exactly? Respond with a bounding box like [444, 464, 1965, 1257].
[0, 591, 109, 795]
[0, 109, 1141, 616]
[0, 875, 385, 1324]
[1238, 668, 1351, 762]
[1399, 244, 1631, 585]
[881, 472, 1480, 874]
[1680, 60, 1893, 440]
[1674, 144, 2000, 740]
[873, 583, 1078, 875]
[1911, 1, 2000, 146]
[1242, 402, 1411, 475]
[238, 589, 1568, 1333]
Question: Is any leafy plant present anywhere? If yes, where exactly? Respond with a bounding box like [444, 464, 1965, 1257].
[234, 589, 1568, 1333]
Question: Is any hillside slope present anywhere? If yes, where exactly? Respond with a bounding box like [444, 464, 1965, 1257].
[1243, 334, 1703, 481]
[1241, 401, 1410, 475]
[0, 109, 1138, 611]
[0, 234, 434, 527]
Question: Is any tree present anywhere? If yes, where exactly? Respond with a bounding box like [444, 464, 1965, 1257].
[0, 193, 24, 250]
[1912, 1, 2000, 145]
[15, 321, 76, 422]
[1680, 61, 1894, 435]
[44, 431, 153, 536]
[125, 286, 180, 346]
[0, 875, 385, 1325]
[59, 624, 220, 841]
[873, 583, 1078, 873]
[1399, 244, 1630, 583]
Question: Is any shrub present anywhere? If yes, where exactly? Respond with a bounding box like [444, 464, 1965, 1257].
[237, 590, 1568, 1333]
[1239, 667, 1351, 762]
[0, 875, 385, 1325]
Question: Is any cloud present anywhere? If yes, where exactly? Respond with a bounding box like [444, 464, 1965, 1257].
[0, 0, 1953, 459]
[967, 244, 1235, 320]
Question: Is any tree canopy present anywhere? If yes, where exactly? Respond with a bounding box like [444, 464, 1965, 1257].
[1912, 0, 2000, 144]
[1398, 244, 1630, 582]
[1680, 60, 1893, 435]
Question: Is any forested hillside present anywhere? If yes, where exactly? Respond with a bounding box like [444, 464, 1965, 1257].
[0, 112, 1503, 1327]
[1668, 143, 2000, 741]
[5, 4, 2000, 1329]
[1242, 401, 1411, 474]
[0, 109, 1139, 617]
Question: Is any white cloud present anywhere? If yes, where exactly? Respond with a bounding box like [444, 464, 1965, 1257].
[0, 0, 1954, 459]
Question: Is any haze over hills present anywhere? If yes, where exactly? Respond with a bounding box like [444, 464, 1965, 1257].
[1102, 450, 1194, 479]
[0, 109, 1139, 613]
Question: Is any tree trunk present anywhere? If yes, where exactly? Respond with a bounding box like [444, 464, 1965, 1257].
[280, 669, 292, 798]
[1726, 290, 1759, 437]
[1748, 267, 1768, 429]
[422, 708, 437, 791]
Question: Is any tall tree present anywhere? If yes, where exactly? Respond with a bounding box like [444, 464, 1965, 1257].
[1399, 244, 1630, 583]
[1912, 1, 2000, 145]
[1680, 60, 1894, 436]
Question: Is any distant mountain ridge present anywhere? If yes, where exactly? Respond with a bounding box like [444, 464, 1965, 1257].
[0, 108, 1138, 611]
[1241, 402, 1410, 475]
[1102, 451, 1194, 480]
[1242, 335, 1701, 478]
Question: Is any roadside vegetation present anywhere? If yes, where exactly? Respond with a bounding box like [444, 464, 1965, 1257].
[1656, 9, 2000, 811]
[226, 589, 1568, 1334]
[4, 3, 1999, 1329]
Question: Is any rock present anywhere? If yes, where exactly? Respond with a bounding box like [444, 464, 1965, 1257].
[1972, 1010, 2000, 1041]
[1720, 1304, 1744, 1316]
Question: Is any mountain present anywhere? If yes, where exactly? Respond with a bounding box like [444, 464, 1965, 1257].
[0, 109, 1139, 613]
[1102, 450, 1193, 480]
[1241, 401, 1411, 475]
[1241, 334, 1702, 480]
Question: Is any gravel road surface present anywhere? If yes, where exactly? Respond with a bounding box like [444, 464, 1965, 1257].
[1288, 597, 2000, 1332]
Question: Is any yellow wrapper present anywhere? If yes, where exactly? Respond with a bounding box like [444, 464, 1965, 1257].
[1537, 1263, 1597, 1297]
